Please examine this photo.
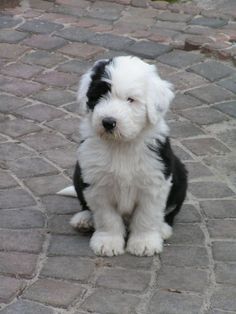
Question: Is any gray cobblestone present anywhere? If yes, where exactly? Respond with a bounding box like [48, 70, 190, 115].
[182, 137, 230, 156]
[0, 118, 41, 138]
[187, 60, 235, 82]
[212, 241, 236, 262]
[81, 288, 140, 314]
[0, 143, 35, 162]
[24, 174, 71, 196]
[157, 265, 208, 292]
[0, 300, 55, 314]
[23, 34, 67, 51]
[21, 50, 67, 67]
[148, 290, 203, 314]
[161, 245, 209, 267]
[8, 157, 59, 179]
[169, 121, 205, 138]
[217, 75, 236, 93]
[180, 107, 229, 125]
[186, 85, 234, 104]
[190, 17, 228, 28]
[207, 220, 236, 239]
[0, 276, 25, 303]
[215, 263, 236, 286]
[0, 94, 28, 113]
[126, 41, 172, 58]
[0, 171, 18, 189]
[0, 209, 44, 229]
[20, 131, 70, 151]
[0, 189, 36, 209]
[167, 224, 205, 245]
[0, 30, 28, 43]
[43, 144, 77, 168]
[31, 89, 75, 106]
[15, 103, 65, 122]
[18, 20, 63, 34]
[0, 229, 44, 253]
[48, 214, 77, 235]
[0, 16, 22, 28]
[200, 200, 236, 218]
[175, 204, 201, 223]
[213, 100, 236, 118]
[55, 27, 93, 43]
[189, 181, 234, 199]
[96, 268, 151, 292]
[158, 50, 204, 68]
[101, 254, 153, 269]
[22, 278, 84, 308]
[41, 256, 95, 282]
[0, 252, 38, 278]
[172, 94, 203, 111]
[48, 235, 94, 257]
[41, 195, 79, 214]
[211, 285, 236, 312]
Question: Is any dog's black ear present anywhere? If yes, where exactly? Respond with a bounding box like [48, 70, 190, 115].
[146, 65, 174, 125]
[77, 59, 110, 115]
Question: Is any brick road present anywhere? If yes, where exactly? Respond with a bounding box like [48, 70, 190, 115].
[0, 0, 235, 313]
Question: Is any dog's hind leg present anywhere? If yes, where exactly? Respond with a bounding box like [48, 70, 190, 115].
[70, 210, 94, 232]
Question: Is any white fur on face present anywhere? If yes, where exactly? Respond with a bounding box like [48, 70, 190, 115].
[78, 56, 174, 142]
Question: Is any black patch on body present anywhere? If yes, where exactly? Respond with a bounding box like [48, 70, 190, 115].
[86, 59, 112, 111]
[148, 138, 188, 226]
[73, 161, 90, 211]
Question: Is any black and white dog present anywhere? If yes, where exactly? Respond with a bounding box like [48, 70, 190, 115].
[58, 56, 187, 257]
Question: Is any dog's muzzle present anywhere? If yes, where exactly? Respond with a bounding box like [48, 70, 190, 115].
[102, 117, 116, 132]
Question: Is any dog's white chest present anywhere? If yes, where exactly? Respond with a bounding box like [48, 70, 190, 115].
[78, 138, 166, 216]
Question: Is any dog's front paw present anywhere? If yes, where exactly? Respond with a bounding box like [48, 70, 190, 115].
[126, 232, 163, 256]
[90, 232, 125, 256]
[160, 222, 173, 240]
[70, 210, 93, 232]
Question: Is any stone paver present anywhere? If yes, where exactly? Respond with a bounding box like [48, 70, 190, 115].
[0, 0, 236, 313]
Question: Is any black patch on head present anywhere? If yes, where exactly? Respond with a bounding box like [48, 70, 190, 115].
[148, 137, 188, 226]
[86, 59, 112, 111]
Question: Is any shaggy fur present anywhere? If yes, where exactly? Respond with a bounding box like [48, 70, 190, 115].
[58, 56, 187, 257]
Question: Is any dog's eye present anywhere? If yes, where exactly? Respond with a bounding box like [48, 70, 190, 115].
[127, 97, 134, 103]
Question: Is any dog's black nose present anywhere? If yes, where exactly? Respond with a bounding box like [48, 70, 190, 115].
[102, 117, 116, 131]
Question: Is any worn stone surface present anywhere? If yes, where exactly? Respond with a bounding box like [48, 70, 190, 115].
[0, 0, 236, 313]
[22, 278, 84, 308]
[0, 276, 25, 304]
[81, 288, 140, 314]
[0, 300, 55, 314]
[96, 268, 151, 292]
[148, 290, 203, 314]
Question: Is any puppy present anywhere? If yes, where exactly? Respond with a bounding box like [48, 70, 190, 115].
[58, 56, 187, 257]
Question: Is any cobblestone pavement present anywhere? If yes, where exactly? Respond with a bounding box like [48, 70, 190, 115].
[0, 0, 236, 313]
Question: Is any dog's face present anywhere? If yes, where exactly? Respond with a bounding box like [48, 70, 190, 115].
[78, 56, 174, 141]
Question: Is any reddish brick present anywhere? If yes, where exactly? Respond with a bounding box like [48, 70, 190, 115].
[0, 78, 43, 97]
[35, 70, 78, 87]
[23, 34, 67, 51]
[0, 43, 29, 59]
[58, 42, 106, 59]
[1, 63, 42, 79]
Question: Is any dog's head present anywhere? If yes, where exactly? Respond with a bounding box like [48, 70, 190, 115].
[78, 56, 174, 141]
